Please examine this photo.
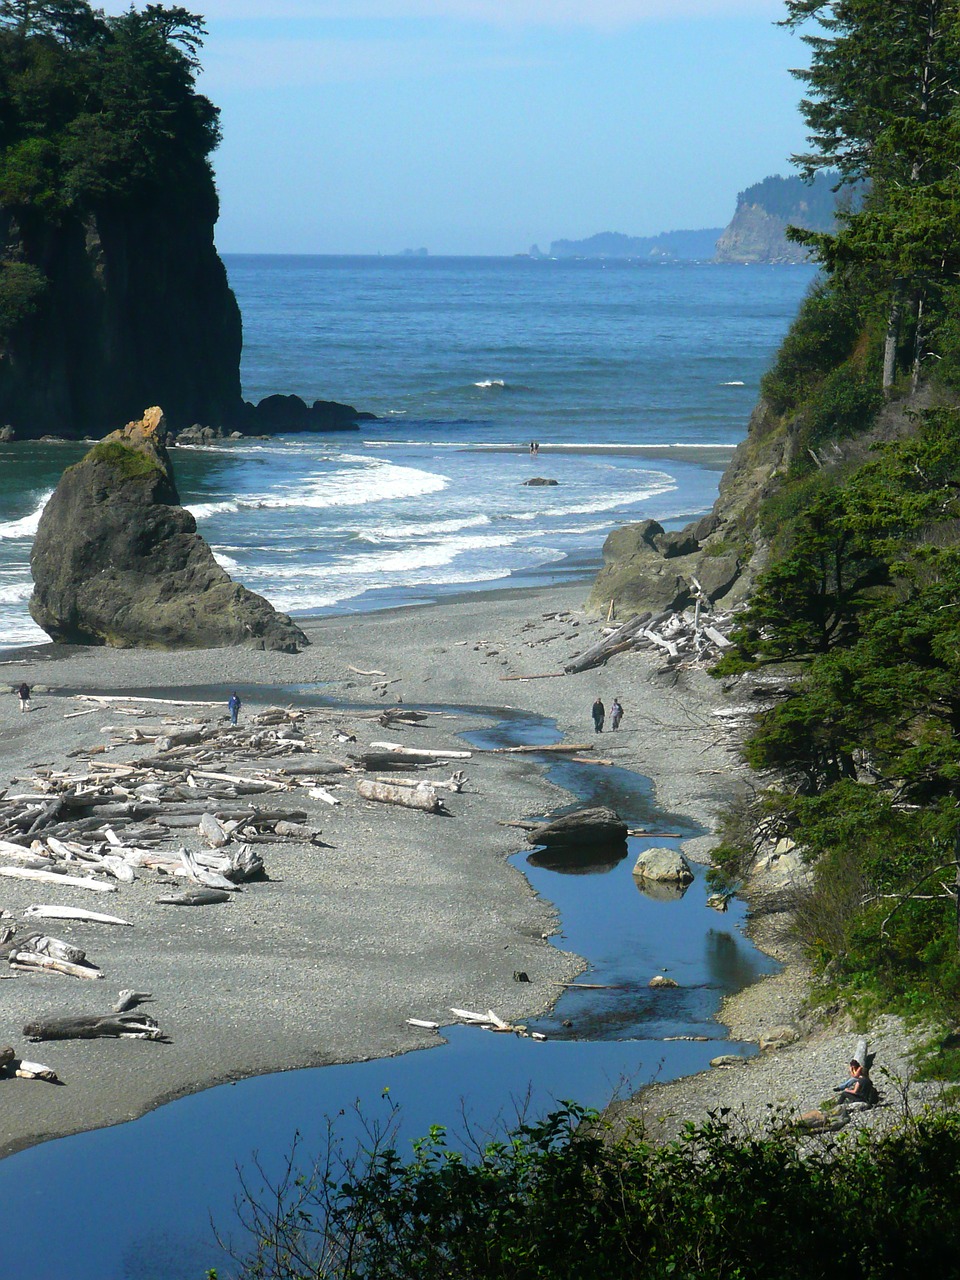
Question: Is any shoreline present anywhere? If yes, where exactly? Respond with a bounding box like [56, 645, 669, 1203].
[0, 579, 748, 1160]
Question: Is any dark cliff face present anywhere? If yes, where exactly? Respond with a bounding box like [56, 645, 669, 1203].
[0, 203, 242, 438]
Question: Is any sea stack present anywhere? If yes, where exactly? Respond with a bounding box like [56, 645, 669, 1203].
[29, 407, 309, 653]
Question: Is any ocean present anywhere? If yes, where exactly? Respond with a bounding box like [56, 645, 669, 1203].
[0, 256, 816, 649]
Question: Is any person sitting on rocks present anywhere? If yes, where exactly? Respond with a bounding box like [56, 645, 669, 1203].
[835, 1058, 878, 1107]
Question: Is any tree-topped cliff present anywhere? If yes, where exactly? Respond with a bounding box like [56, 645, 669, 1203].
[0, 1, 241, 436]
[714, 171, 844, 263]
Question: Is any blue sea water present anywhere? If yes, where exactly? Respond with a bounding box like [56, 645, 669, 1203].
[0, 256, 815, 647]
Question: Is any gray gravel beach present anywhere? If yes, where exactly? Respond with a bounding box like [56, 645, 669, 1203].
[0, 580, 934, 1162]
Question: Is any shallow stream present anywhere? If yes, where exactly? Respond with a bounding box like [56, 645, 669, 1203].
[0, 703, 776, 1278]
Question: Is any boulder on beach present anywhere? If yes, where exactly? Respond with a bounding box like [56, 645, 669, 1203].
[632, 846, 694, 883]
[527, 806, 628, 848]
[29, 407, 309, 652]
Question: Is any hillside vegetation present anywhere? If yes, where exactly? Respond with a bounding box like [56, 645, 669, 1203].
[711, 0, 960, 1034]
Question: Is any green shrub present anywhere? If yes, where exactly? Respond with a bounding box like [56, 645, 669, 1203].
[760, 277, 865, 415]
[0, 261, 48, 341]
[223, 1105, 960, 1279]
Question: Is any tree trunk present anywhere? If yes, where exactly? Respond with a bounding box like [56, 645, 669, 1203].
[882, 282, 905, 393]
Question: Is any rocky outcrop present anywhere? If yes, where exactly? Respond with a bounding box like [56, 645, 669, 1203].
[235, 393, 375, 434]
[713, 172, 840, 265]
[714, 203, 813, 265]
[0, 214, 375, 441]
[29, 408, 309, 652]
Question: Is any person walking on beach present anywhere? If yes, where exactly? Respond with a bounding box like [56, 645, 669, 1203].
[591, 697, 605, 734]
[610, 698, 623, 731]
[227, 691, 241, 726]
[17, 681, 30, 713]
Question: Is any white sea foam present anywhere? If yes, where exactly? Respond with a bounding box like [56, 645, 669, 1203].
[0, 491, 52, 540]
[0, 581, 32, 604]
[187, 499, 242, 519]
[265, 548, 568, 613]
[366, 514, 491, 539]
[212, 550, 241, 572]
[255, 532, 521, 583]
[474, 379, 506, 389]
[721, 380, 746, 386]
[266, 457, 448, 513]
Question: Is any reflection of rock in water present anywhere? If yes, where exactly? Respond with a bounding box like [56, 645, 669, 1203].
[634, 876, 690, 903]
[526, 840, 628, 876]
[705, 927, 765, 991]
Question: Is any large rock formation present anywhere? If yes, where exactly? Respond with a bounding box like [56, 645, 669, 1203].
[29, 408, 309, 652]
[714, 172, 841, 265]
[0, 205, 243, 438]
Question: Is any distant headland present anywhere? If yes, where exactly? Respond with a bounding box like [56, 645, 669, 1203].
[530, 171, 843, 266]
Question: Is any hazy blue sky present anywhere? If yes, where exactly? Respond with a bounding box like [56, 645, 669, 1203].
[115, 1, 811, 255]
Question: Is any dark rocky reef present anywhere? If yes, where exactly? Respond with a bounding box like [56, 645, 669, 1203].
[29, 408, 309, 652]
[235, 393, 376, 434]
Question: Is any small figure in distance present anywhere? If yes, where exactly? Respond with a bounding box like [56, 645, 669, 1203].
[591, 696, 605, 734]
[227, 690, 242, 726]
[17, 681, 30, 713]
[610, 697, 623, 731]
[834, 1057, 878, 1107]
[529, 441, 536, 454]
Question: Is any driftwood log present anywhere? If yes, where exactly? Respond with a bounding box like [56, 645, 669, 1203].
[356, 778, 445, 813]
[23, 1013, 163, 1041]
[155, 887, 231, 906]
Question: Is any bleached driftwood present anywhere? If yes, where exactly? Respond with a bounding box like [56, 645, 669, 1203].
[10, 951, 103, 979]
[368, 741, 472, 760]
[563, 611, 652, 674]
[14, 1058, 61, 1082]
[0, 867, 116, 892]
[642, 629, 679, 659]
[406, 1018, 440, 1030]
[155, 887, 231, 906]
[22, 905, 132, 926]
[114, 989, 152, 1012]
[356, 778, 444, 814]
[486, 742, 594, 756]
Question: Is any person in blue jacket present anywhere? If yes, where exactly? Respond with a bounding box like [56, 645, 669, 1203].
[228, 691, 242, 726]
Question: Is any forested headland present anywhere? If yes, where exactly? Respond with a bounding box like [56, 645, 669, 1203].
[710, 0, 960, 1053]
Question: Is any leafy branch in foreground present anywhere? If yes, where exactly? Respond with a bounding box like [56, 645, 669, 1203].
[215, 1104, 960, 1279]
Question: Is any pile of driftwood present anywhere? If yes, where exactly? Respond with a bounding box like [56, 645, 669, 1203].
[564, 600, 736, 675]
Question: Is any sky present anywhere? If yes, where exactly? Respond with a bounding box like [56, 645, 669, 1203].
[107, 1, 811, 255]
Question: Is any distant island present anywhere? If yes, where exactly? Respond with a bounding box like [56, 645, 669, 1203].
[532, 228, 723, 262]
[536, 171, 845, 265]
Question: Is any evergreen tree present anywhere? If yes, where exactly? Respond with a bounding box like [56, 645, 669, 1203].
[783, 0, 960, 390]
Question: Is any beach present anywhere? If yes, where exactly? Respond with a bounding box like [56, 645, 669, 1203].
[0, 579, 747, 1160]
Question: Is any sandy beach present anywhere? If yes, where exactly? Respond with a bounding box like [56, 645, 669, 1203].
[0, 580, 748, 1160]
